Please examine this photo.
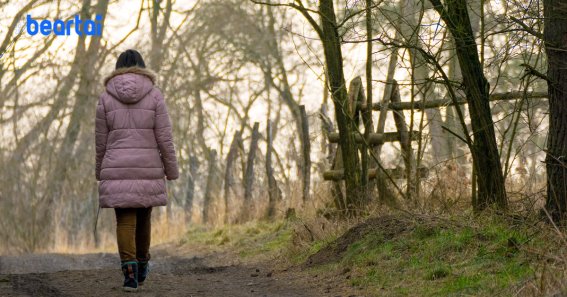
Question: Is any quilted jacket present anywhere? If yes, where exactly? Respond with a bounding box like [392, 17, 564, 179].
[95, 67, 179, 208]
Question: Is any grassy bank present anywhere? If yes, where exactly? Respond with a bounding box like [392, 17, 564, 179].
[179, 213, 564, 296]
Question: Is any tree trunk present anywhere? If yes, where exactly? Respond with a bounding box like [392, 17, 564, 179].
[203, 149, 218, 225]
[194, 88, 209, 155]
[445, 48, 466, 163]
[185, 155, 199, 221]
[361, 0, 374, 199]
[544, 0, 567, 221]
[299, 105, 311, 203]
[263, 5, 310, 206]
[224, 131, 242, 224]
[430, 0, 507, 210]
[319, 0, 362, 213]
[149, 0, 172, 72]
[241, 122, 260, 222]
[444, 0, 482, 164]
[266, 120, 281, 219]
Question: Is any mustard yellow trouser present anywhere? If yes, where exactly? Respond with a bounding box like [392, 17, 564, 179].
[114, 208, 152, 262]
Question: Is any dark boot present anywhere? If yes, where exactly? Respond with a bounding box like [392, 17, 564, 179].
[137, 260, 150, 285]
[121, 261, 138, 292]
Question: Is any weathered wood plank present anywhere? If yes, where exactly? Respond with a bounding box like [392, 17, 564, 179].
[323, 167, 428, 181]
[359, 91, 547, 111]
[328, 131, 419, 144]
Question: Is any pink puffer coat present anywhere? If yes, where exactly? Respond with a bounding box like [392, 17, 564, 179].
[95, 67, 179, 208]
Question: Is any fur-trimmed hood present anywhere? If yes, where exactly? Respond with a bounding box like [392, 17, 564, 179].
[104, 67, 157, 104]
[103, 67, 156, 86]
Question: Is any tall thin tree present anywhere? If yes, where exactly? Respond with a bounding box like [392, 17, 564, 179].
[430, 0, 507, 210]
[544, 0, 567, 221]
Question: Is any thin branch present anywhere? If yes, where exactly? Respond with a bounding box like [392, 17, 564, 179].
[521, 63, 550, 83]
[250, 0, 323, 39]
[510, 16, 544, 40]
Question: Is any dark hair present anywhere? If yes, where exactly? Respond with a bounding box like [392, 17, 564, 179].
[115, 49, 146, 69]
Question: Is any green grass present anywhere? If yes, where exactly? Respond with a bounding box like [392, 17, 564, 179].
[237, 223, 292, 258]
[339, 217, 537, 296]
[180, 220, 293, 258]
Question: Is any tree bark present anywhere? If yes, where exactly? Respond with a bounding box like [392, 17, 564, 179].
[361, 0, 374, 198]
[241, 122, 260, 222]
[444, 0, 482, 164]
[299, 105, 311, 203]
[185, 155, 199, 221]
[266, 120, 281, 219]
[319, 0, 362, 213]
[544, 0, 567, 221]
[149, 0, 172, 72]
[430, 0, 507, 210]
[203, 149, 219, 225]
[224, 131, 242, 224]
[194, 88, 209, 155]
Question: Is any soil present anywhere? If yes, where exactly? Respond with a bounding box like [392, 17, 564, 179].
[0, 216, 426, 297]
[0, 242, 361, 297]
[305, 215, 414, 267]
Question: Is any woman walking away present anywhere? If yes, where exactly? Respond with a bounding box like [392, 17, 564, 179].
[95, 49, 179, 292]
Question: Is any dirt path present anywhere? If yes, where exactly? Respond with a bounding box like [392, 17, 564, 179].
[0, 244, 335, 297]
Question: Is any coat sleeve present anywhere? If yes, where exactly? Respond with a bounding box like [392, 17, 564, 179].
[95, 95, 108, 181]
[154, 91, 180, 180]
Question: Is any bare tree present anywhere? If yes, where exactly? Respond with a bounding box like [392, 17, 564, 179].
[544, 0, 567, 221]
[430, 0, 507, 210]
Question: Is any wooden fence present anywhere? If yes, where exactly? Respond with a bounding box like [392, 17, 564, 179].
[322, 76, 547, 184]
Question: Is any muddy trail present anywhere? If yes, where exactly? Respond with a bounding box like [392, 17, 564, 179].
[0, 244, 346, 297]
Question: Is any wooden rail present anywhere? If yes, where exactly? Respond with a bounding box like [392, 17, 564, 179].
[322, 79, 546, 185]
[359, 91, 547, 111]
[327, 131, 420, 145]
[323, 167, 429, 181]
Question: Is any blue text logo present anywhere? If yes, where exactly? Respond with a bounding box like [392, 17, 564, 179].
[26, 15, 103, 36]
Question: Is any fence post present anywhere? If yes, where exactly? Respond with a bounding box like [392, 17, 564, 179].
[374, 79, 398, 205]
[320, 105, 345, 210]
[390, 80, 416, 199]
